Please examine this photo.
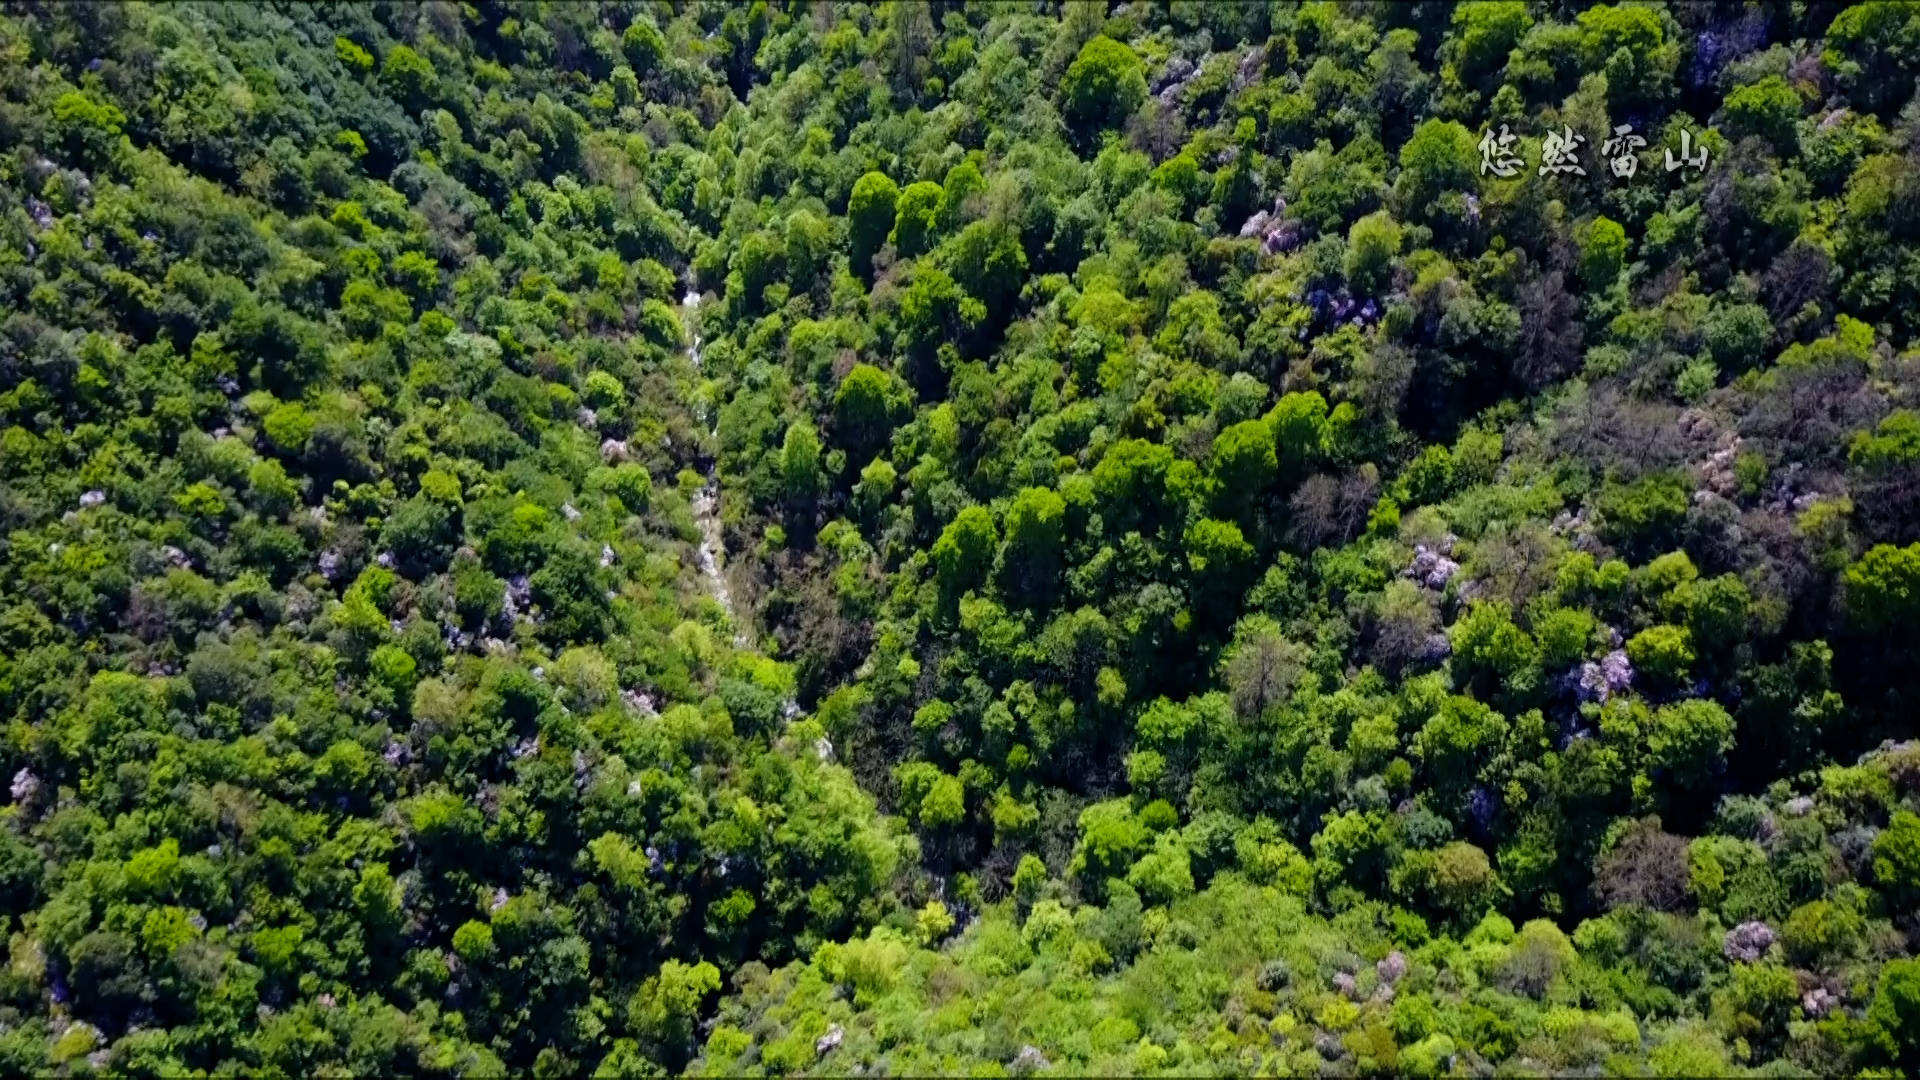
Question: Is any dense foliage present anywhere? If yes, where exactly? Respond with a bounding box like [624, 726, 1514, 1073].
[3, 1, 1920, 1076]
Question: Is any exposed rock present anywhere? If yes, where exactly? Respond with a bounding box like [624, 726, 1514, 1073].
[1576, 650, 1634, 703]
[1678, 407, 1717, 442]
[1152, 56, 1194, 93]
[1417, 633, 1453, 663]
[1009, 1045, 1051, 1075]
[1262, 217, 1304, 255]
[815, 1024, 844, 1055]
[1257, 959, 1291, 991]
[1407, 544, 1460, 590]
[1232, 46, 1267, 92]
[1377, 950, 1407, 985]
[1699, 436, 1744, 497]
[502, 575, 532, 624]
[1314, 1031, 1347, 1061]
[10, 768, 39, 805]
[1467, 786, 1499, 830]
[1154, 58, 1197, 106]
[1722, 921, 1776, 963]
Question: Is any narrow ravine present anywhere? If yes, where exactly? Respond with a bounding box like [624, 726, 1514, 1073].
[682, 286, 749, 649]
[682, 283, 809, 734]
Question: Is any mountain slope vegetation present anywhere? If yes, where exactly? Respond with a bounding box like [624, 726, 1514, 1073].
[1, 2, 1920, 1076]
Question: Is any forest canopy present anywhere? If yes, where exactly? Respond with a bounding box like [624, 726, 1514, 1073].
[2, 1, 1920, 1076]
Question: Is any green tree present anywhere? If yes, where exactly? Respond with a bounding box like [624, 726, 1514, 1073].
[1185, 518, 1255, 600]
[1845, 543, 1920, 631]
[781, 421, 823, 506]
[1576, 4, 1677, 109]
[1627, 624, 1696, 685]
[1429, 841, 1499, 915]
[1211, 419, 1277, 513]
[1704, 303, 1774, 370]
[1646, 698, 1734, 786]
[1867, 958, 1920, 1070]
[1449, 602, 1540, 695]
[1417, 695, 1507, 803]
[1345, 210, 1403, 294]
[1127, 835, 1195, 906]
[1447, 2, 1532, 93]
[1395, 119, 1480, 209]
[622, 16, 669, 76]
[1061, 36, 1147, 134]
[891, 180, 944, 258]
[598, 463, 654, 513]
[834, 364, 905, 455]
[1580, 216, 1628, 289]
[933, 506, 997, 600]
[942, 220, 1027, 321]
[848, 171, 901, 276]
[530, 544, 611, 645]
[1875, 811, 1920, 903]
[1071, 800, 1148, 898]
[629, 960, 721, 1067]
[1092, 439, 1175, 531]
[50, 90, 126, 166]
[938, 159, 986, 231]
[1002, 487, 1067, 600]
[1722, 75, 1802, 154]
[896, 264, 985, 356]
[1781, 899, 1864, 968]
[381, 44, 439, 112]
[1267, 392, 1329, 474]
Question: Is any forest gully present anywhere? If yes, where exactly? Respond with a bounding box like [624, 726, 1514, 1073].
[0, 3, 1916, 1076]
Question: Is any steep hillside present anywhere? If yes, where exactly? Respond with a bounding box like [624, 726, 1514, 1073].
[2, 3, 1920, 1077]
